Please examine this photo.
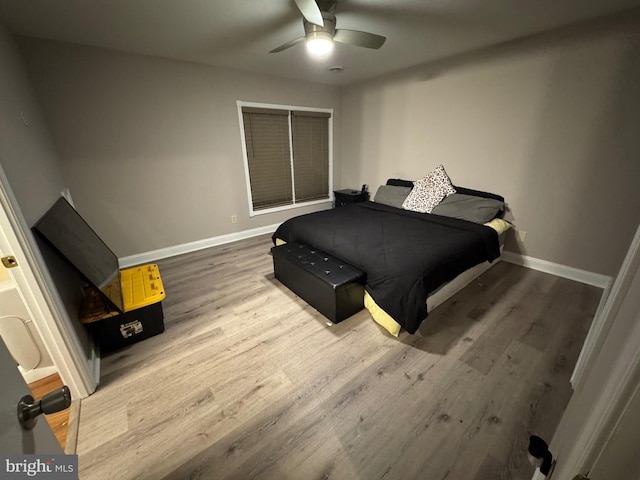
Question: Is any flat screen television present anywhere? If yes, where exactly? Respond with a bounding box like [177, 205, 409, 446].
[33, 197, 124, 313]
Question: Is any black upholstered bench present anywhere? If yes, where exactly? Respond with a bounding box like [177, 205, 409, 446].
[272, 243, 365, 323]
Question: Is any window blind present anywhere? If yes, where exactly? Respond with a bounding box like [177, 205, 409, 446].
[241, 105, 331, 212]
[242, 108, 292, 210]
[291, 111, 330, 202]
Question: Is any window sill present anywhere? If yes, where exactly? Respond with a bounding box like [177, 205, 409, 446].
[249, 198, 331, 217]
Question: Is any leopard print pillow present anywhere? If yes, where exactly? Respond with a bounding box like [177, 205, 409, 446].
[402, 165, 456, 213]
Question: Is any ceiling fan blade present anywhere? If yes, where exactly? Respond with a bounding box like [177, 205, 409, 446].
[334, 29, 386, 49]
[269, 37, 305, 53]
[294, 0, 324, 26]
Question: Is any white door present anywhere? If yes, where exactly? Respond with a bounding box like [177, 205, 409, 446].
[0, 168, 98, 400]
[587, 384, 640, 479]
[543, 224, 640, 479]
[0, 336, 63, 454]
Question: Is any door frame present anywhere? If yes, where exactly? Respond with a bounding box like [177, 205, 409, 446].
[545, 223, 640, 478]
[0, 163, 97, 399]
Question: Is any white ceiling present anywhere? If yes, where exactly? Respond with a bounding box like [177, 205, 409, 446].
[1, 0, 639, 86]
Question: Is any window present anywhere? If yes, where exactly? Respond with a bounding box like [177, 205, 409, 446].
[238, 102, 332, 216]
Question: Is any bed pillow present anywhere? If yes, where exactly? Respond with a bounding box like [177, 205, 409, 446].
[402, 165, 456, 213]
[453, 186, 504, 202]
[431, 194, 504, 223]
[388, 179, 505, 203]
[373, 185, 412, 208]
[386, 178, 414, 188]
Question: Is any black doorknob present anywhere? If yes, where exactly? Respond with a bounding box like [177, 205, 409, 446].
[17, 386, 71, 430]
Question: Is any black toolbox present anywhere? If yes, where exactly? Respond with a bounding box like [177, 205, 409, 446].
[81, 264, 165, 353]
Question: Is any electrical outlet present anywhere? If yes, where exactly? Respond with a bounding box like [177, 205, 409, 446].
[231, 215, 238, 224]
[517, 230, 527, 242]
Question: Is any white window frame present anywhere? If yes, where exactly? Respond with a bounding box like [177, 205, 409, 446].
[237, 100, 333, 217]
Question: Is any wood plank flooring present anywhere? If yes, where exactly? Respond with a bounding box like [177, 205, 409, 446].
[75, 234, 601, 480]
[28, 373, 69, 450]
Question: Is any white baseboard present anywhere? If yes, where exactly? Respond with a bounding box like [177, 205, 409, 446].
[502, 251, 611, 289]
[119, 223, 281, 268]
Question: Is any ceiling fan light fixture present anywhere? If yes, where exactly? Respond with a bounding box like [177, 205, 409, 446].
[306, 31, 334, 56]
[270, 4, 385, 56]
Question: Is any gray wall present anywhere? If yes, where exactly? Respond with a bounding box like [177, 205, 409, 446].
[13, 14, 640, 276]
[0, 24, 65, 225]
[340, 13, 640, 276]
[18, 39, 342, 258]
[0, 22, 93, 370]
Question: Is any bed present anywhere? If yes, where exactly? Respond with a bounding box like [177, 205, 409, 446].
[272, 176, 510, 335]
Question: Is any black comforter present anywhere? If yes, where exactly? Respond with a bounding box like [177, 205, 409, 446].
[272, 201, 500, 333]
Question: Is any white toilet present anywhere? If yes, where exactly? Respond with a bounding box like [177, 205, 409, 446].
[0, 274, 57, 383]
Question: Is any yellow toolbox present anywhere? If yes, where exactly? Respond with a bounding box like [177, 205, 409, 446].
[81, 264, 166, 353]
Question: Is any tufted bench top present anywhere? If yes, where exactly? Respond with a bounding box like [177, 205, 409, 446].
[273, 243, 365, 288]
[271, 242, 366, 323]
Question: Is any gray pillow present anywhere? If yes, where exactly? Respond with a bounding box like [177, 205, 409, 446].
[431, 194, 504, 224]
[373, 185, 412, 208]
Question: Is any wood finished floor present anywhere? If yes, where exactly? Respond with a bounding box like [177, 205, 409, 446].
[28, 373, 69, 450]
[76, 234, 601, 480]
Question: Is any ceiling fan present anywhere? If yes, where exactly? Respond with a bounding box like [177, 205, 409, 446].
[270, 0, 386, 56]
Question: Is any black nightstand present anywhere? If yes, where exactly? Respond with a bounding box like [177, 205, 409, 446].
[334, 189, 370, 208]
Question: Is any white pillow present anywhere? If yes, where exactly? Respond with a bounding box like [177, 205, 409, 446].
[402, 165, 456, 213]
